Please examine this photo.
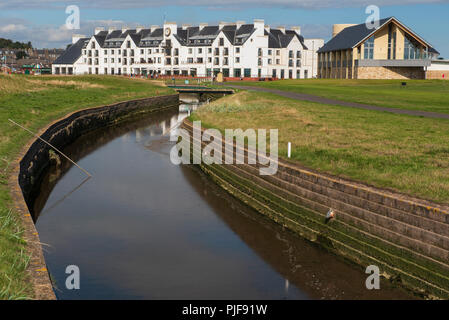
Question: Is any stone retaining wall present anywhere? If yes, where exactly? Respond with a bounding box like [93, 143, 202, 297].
[9, 94, 179, 300]
[181, 119, 449, 299]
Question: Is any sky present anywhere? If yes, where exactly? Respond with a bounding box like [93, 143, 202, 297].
[0, 0, 448, 57]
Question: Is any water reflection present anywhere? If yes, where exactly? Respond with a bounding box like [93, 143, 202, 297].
[32, 101, 414, 300]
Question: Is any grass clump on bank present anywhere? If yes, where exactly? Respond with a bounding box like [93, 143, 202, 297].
[233, 79, 449, 113]
[0, 74, 173, 299]
[192, 90, 449, 204]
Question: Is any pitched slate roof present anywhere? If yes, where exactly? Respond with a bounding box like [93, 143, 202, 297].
[265, 29, 307, 49]
[318, 16, 439, 54]
[318, 17, 392, 53]
[53, 38, 88, 64]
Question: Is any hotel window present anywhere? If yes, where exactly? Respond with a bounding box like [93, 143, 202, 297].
[148, 49, 152, 54]
[214, 57, 219, 65]
[187, 57, 193, 63]
[104, 50, 107, 55]
[404, 34, 421, 59]
[174, 48, 179, 56]
[288, 59, 293, 67]
[296, 59, 301, 67]
[104, 58, 107, 63]
[244, 68, 251, 77]
[258, 48, 262, 56]
[235, 57, 240, 63]
[268, 58, 272, 65]
[289, 50, 293, 58]
[111, 58, 114, 63]
[127, 41, 131, 48]
[158, 57, 161, 63]
[198, 48, 202, 54]
[258, 58, 262, 66]
[223, 57, 228, 65]
[188, 48, 193, 54]
[215, 48, 220, 55]
[219, 38, 224, 46]
[208, 57, 212, 63]
[276, 59, 280, 64]
[268, 49, 272, 55]
[296, 51, 301, 59]
[208, 48, 212, 54]
[236, 47, 240, 54]
[224, 48, 229, 56]
[140, 49, 144, 54]
[364, 36, 374, 59]
[276, 50, 280, 56]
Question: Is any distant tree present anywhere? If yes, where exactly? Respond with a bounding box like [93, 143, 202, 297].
[15, 51, 28, 60]
[0, 38, 33, 49]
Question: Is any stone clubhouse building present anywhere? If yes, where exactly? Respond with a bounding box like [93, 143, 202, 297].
[52, 19, 324, 79]
[317, 17, 441, 79]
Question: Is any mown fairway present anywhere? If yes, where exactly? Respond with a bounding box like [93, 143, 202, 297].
[0, 75, 173, 299]
[192, 89, 449, 204]
[233, 79, 449, 113]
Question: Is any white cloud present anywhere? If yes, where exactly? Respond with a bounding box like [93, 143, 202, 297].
[0, 19, 128, 48]
[0, 24, 27, 33]
[0, 0, 448, 10]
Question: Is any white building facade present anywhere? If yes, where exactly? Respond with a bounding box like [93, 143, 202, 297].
[53, 19, 324, 79]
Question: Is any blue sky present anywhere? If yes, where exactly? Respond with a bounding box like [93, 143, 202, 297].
[0, 0, 448, 57]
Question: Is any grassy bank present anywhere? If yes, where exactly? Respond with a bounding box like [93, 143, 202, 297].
[0, 75, 173, 299]
[192, 90, 449, 204]
[231, 79, 449, 113]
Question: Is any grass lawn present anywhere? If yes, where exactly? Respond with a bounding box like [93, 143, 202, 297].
[0, 74, 173, 299]
[230, 79, 449, 114]
[192, 90, 449, 204]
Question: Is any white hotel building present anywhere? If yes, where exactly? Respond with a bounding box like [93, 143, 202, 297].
[52, 19, 324, 79]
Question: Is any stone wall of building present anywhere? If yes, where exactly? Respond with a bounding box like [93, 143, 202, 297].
[427, 70, 449, 80]
[357, 66, 425, 79]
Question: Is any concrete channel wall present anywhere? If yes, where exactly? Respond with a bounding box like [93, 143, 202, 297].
[9, 94, 179, 300]
[181, 119, 449, 299]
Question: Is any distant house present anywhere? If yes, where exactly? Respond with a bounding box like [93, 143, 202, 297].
[317, 17, 439, 79]
[427, 59, 449, 80]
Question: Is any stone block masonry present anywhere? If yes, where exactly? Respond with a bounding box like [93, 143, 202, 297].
[357, 66, 425, 79]
[181, 119, 449, 299]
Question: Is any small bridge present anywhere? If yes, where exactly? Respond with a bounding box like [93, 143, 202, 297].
[167, 85, 234, 95]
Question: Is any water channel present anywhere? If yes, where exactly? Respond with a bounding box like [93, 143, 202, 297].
[31, 96, 414, 299]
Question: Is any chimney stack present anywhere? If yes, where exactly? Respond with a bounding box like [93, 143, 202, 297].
[94, 27, 104, 35]
[72, 34, 85, 44]
[291, 26, 301, 35]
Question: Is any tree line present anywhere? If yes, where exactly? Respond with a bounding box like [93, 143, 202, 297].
[0, 38, 33, 49]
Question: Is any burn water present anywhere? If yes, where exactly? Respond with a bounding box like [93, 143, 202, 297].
[32, 99, 414, 300]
